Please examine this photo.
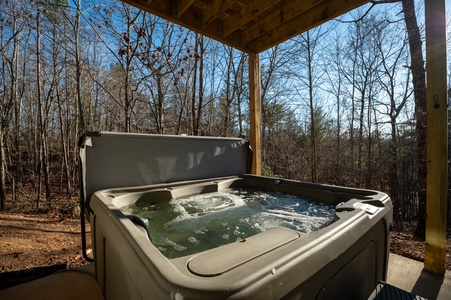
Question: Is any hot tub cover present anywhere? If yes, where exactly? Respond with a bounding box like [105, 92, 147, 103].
[79, 131, 252, 207]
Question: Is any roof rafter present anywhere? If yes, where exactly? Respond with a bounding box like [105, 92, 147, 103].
[120, 0, 371, 53]
[246, 0, 371, 52]
[202, 0, 236, 26]
[240, 0, 319, 45]
[177, 0, 196, 16]
[223, 0, 282, 37]
[121, 0, 247, 51]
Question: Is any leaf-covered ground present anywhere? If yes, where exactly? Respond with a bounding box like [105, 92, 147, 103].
[390, 221, 451, 270]
[0, 209, 91, 285]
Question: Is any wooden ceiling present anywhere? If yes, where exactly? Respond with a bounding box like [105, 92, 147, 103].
[121, 0, 371, 53]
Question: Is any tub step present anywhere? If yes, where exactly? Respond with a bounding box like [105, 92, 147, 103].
[368, 281, 426, 300]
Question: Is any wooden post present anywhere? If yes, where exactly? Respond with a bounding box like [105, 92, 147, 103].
[424, 0, 448, 276]
[248, 52, 262, 175]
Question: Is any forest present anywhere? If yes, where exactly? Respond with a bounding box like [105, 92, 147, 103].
[0, 0, 450, 236]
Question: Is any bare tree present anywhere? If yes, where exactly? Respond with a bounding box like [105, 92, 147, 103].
[364, 0, 427, 239]
[0, 0, 29, 208]
[35, 7, 52, 206]
[373, 18, 412, 226]
[290, 27, 327, 182]
[322, 26, 346, 185]
[134, 17, 192, 134]
[75, 0, 85, 134]
[401, 0, 427, 240]
[219, 45, 246, 136]
[189, 33, 206, 135]
[302, 30, 323, 182]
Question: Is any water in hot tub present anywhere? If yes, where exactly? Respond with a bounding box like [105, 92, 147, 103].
[122, 189, 335, 259]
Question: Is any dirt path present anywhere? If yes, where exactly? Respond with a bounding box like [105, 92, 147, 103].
[0, 211, 91, 274]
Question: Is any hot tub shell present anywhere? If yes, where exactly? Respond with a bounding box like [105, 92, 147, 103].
[79, 132, 392, 300]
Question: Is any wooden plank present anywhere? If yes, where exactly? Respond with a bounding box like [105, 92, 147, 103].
[241, 0, 319, 45]
[223, 0, 281, 37]
[424, 0, 448, 276]
[120, 0, 247, 52]
[120, 0, 374, 53]
[248, 52, 262, 175]
[202, 0, 236, 26]
[245, 0, 370, 52]
[177, 0, 196, 16]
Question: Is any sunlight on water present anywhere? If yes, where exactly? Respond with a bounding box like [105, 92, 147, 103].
[121, 189, 335, 259]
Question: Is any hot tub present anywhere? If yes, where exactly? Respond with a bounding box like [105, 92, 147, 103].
[79, 132, 392, 300]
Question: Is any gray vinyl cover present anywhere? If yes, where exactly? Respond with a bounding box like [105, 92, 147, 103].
[79, 131, 252, 206]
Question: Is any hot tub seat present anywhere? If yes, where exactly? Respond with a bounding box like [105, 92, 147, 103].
[187, 227, 301, 277]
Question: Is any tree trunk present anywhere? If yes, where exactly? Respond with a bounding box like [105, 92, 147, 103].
[75, 0, 85, 134]
[401, 0, 427, 240]
[357, 91, 365, 186]
[191, 34, 198, 135]
[306, 31, 318, 183]
[349, 40, 358, 188]
[156, 75, 165, 134]
[36, 10, 51, 206]
[56, 86, 71, 197]
[223, 48, 233, 136]
[195, 35, 204, 136]
[12, 12, 23, 194]
[123, 9, 135, 133]
[0, 130, 6, 210]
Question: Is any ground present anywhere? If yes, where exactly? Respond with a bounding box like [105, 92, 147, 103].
[0, 208, 92, 289]
[390, 221, 451, 270]
[0, 209, 450, 289]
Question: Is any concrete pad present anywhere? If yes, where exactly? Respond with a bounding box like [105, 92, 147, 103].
[0, 264, 101, 300]
[387, 253, 451, 300]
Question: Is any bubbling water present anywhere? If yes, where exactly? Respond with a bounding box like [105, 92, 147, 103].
[121, 188, 335, 259]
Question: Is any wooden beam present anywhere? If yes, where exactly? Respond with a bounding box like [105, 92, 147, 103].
[202, 0, 236, 26]
[120, 0, 247, 52]
[248, 52, 262, 175]
[245, 0, 370, 52]
[223, 0, 281, 37]
[177, 0, 196, 16]
[241, 0, 319, 45]
[424, 0, 448, 276]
